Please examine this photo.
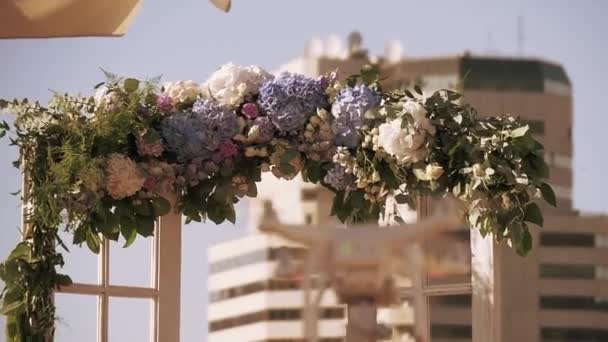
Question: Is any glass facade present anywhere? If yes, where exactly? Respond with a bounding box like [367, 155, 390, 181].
[460, 57, 570, 93]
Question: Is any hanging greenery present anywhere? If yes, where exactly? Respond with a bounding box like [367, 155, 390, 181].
[0, 64, 555, 341]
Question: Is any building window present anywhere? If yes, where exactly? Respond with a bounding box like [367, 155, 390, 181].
[431, 294, 472, 307]
[302, 189, 318, 201]
[209, 308, 345, 332]
[540, 296, 608, 312]
[431, 324, 472, 340]
[540, 264, 596, 279]
[209, 247, 308, 274]
[305, 213, 313, 225]
[541, 328, 608, 341]
[540, 232, 595, 247]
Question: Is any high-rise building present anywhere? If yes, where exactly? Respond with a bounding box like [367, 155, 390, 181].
[208, 34, 608, 342]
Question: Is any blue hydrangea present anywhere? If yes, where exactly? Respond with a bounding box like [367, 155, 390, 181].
[333, 119, 361, 148]
[323, 164, 356, 191]
[160, 100, 240, 162]
[257, 73, 328, 133]
[192, 100, 240, 141]
[251, 116, 274, 143]
[331, 85, 379, 148]
[331, 85, 379, 124]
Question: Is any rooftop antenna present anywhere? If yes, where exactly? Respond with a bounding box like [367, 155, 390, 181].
[517, 14, 525, 55]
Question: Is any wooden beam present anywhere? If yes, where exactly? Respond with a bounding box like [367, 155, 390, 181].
[154, 194, 182, 342]
[470, 228, 499, 342]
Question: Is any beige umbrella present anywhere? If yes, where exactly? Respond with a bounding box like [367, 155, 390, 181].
[0, 0, 142, 38]
[0, 0, 233, 39]
[210, 0, 231, 12]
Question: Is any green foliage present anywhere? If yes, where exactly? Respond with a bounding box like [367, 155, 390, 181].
[0, 68, 556, 340]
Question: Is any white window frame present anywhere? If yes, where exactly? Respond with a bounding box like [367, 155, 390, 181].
[22, 174, 182, 342]
[390, 196, 497, 342]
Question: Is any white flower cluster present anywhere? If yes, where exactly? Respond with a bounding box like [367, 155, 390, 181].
[94, 85, 122, 112]
[332, 147, 385, 201]
[414, 164, 444, 181]
[162, 80, 201, 104]
[299, 109, 334, 161]
[201, 63, 274, 108]
[105, 153, 146, 200]
[377, 100, 435, 165]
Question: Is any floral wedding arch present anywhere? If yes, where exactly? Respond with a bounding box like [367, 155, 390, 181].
[0, 63, 555, 341]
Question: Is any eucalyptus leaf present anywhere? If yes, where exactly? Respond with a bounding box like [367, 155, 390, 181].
[246, 182, 258, 197]
[121, 221, 137, 248]
[134, 201, 153, 216]
[55, 274, 73, 287]
[539, 182, 557, 207]
[523, 202, 543, 227]
[137, 216, 155, 237]
[0, 300, 24, 315]
[7, 243, 31, 261]
[123, 78, 140, 93]
[207, 203, 225, 224]
[349, 191, 365, 209]
[515, 225, 532, 257]
[225, 203, 236, 224]
[152, 197, 172, 217]
[85, 232, 101, 254]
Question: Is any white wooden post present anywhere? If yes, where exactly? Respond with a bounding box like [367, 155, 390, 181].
[153, 194, 182, 342]
[470, 228, 499, 342]
[412, 196, 430, 341]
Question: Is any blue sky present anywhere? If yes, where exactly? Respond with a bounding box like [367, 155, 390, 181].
[1, 1, 607, 341]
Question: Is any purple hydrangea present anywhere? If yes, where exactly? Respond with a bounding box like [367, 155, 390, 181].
[323, 164, 356, 191]
[257, 72, 328, 133]
[331, 85, 379, 148]
[160, 101, 239, 162]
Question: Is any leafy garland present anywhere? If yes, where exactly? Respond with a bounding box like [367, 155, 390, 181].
[0, 64, 555, 341]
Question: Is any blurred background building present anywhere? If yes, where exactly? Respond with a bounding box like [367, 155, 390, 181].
[208, 33, 608, 342]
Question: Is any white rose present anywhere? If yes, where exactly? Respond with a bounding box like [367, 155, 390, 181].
[94, 85, 109, 105]
[377, 118, 428, 164]
[163, 80, 201, 103]
[93, 85, 120, 112]
[403, 100, 435, 135]
[201, 63, 273, 107]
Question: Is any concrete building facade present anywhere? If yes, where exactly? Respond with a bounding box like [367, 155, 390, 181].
[208, 36, 608, 341]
